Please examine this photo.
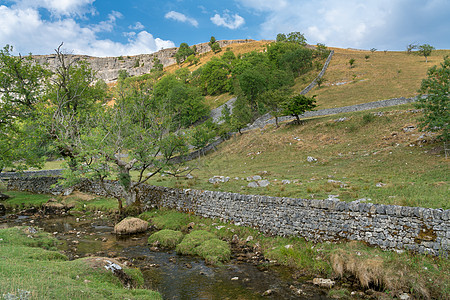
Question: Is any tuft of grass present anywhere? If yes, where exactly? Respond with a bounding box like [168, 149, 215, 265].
[2, 191, 52, 209]
[176, 230, 216, 255]
[0, 227, 161, 299]
[148, 229, 184, 249]
[195, 238, 231, 265]
[150, 210, 195, 231]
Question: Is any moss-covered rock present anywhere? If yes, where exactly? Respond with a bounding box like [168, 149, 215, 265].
[148, 230, 184, 249]
[195, 238, 231, 264]
[176, 230, 216, 255]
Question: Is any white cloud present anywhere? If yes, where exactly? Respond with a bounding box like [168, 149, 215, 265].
[164, 11, 199, 27]
[0, 4, 175, 56]
[91, 11, 122, 33]
[129, 21, 145, 30]
[236, 0, 450, 50]
[10, 0, 95, 16]
[210, 12, 245, 30]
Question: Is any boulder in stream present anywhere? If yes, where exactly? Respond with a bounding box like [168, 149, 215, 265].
[114, 217, 149, 235]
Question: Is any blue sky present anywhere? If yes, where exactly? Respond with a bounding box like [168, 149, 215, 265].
[1, 0, 449, 57]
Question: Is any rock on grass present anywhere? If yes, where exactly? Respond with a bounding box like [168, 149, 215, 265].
[114, 217, 149, 235]
[148, 230, 184, 249]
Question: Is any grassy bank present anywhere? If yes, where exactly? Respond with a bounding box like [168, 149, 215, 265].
[0, 227, 161, 299]
[139, 209, 450, 299]
[145, 104, 449, 209]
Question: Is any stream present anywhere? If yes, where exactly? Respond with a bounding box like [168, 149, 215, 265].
[1, 212, 331, 299]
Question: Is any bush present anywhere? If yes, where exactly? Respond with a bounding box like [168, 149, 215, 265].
[148, 230, 184, 249]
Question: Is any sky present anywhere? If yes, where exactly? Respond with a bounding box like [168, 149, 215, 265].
[1, 0, 449, 57]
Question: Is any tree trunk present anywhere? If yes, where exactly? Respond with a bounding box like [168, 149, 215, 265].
[295, 115, 300, 124]
[275, 116, 279, 128]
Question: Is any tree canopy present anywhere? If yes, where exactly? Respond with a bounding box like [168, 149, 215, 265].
[416, 56, 449, 141]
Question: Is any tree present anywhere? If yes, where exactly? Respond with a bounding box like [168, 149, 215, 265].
[175, 43, 195, 64]
[276, 33, 287, 43]
[418, 44, 435, 63]
[38, 44, 106, 169]
[0, 45, 50, 174]
[260, 88, 290, 127]
[286, 32, 307, 46]
[416, 56, 449, 141]
[209, 36, 221, 54]
[198, 57, 231, 95]
[406, 43, 418, 55]
[349, 58, 355, 68]
[282, 94, 317, 124]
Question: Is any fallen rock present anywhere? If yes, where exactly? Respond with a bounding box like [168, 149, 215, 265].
[258, 180, 270, 187]
[313, 278, 335, 288]
[281, 180, 291, 185]
[262, 289, 274, 296]
[114, 217, 149, 235]
[208, 176, 230, 184]
[247, 182, 259, 188]
[307, 156, 317, 162]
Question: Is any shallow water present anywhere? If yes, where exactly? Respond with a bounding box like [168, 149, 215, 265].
[2, 213, 331, 299]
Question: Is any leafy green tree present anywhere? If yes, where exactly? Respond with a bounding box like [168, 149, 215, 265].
[209, 36, 221, 53]
[286, 32, 307, 46]
[238, 67, 267, 111]
[260, 88, 290, 127]
[230, 96, 252, 134]
[418, 44, 435, 63]
[198, 57, 232, 95]
[416, 56, 449, 141]
[276, 33, 287, 42]
[0, 45, 50, 174]
[185, 54, 200, 66]
[37, 44, 107, 169]
[406, 43, 418, 54]
[189, 123, 215, 150]
[175, 43, 195, 64]
[282, 94, 317, 124]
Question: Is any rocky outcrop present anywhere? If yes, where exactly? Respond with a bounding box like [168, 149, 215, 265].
[32, 39, 255, 83]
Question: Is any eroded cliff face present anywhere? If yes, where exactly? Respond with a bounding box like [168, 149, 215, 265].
[32, 39, 254, 83]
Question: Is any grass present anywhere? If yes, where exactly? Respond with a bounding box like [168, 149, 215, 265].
[0, 227, 161, 299]
[147, 229, 184, 249]
[1, 191, 52, 209]
[310, 48, 450, 109]
[145, 104, 449, 209]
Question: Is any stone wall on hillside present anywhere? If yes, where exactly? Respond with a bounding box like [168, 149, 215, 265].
[7, 177, 449, 256]
[32, 39, 255, 83]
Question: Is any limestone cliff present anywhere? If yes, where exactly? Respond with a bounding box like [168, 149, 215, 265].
[32, 39, 254, 83]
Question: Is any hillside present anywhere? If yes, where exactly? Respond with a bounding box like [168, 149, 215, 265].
[145, 103, 449, 209]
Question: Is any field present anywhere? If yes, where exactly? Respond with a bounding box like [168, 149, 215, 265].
[146, 104, 449, 209]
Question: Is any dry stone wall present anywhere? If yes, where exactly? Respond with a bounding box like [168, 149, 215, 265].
[7, 177, 449, 256]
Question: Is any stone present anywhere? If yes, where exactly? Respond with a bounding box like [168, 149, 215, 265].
[186, 174, 194, 179]
[399, 293, 411, 300]
[376, 182, 387, 187]
[281, 180, 291, 185]
[247, 182, 259, 188]
[114, 217, 149, 235]
[307, 156, 317, 162]
[262, 289, 274, 296]
[312, 278, 335, 288]
[208, 176, 230, 184]
[231, 277, 239, 281]
[258, 180, 270, 187]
